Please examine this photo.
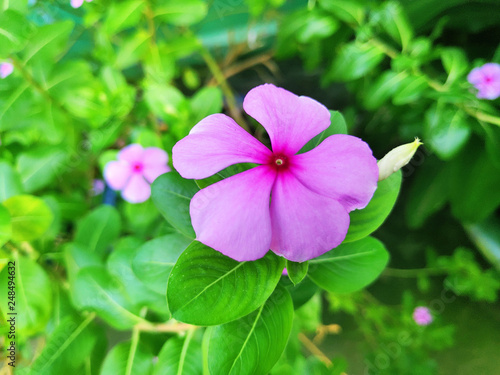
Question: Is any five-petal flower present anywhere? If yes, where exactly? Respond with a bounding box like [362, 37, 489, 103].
[104, 144, 170, 203]
[467, 62, 500, 100]
[173, 84, 378, 262]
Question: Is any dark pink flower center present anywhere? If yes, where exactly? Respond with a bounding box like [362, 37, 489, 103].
[485, 76, 493, 83]
[132, 162, 144, 173]
[270, 154, 289, 170]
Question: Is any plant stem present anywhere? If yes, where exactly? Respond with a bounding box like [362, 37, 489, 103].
[298, 332, 332, 367]
[135, 321, 195, 333]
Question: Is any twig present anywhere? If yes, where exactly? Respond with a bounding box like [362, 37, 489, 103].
[298, 332, 332, 367]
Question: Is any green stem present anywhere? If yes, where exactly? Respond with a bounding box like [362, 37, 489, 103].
[125, 307, 147, 375]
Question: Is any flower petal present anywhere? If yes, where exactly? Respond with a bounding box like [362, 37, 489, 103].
[122, 174, 151, 203]
[118, 144, 144, 163]
[290, 134, 378, 212]
[243, 84, 331, 155]
[70, 0, 84, 8]
[143, 164, 171, 183]
[143, 147, 169, 166]
[104, 160, 132, 190]
[190, 165, 276, 261]
[270, 171, 350, 262]
[173, 114, 272, 179]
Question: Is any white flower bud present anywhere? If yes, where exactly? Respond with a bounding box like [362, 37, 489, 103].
[377, 138, 422, 181]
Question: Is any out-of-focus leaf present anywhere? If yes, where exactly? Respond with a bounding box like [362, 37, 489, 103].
[167, 241, 285, 325]
[375, 1, 413, 50]
[22, 21, 73, 63]
[0, 205, 11, 247]
[190, 86, 223, 125]
[0, 161, 23, 201]
[154, 330, 202, 375]
[464, 216, 500, 271]
[319, 0, 366, 25]
[392, 75, 428, 105]
[104, 0, 145, 35]
[100, 341, 154, 375]
[308, 236, 389, 293]
[363, 70, 407, 109]
[151, 172, 198, 238]
[441, 47, 468, 84]
[132, 234, 191, 295]
[0, 10, 33, 55]
[301, 110, 347, 153]
[2, 195, 53, 241]
[154, 0, 207, 26]
[115, 30, 150, 69]
[206, 286, 293, 375]
[0, 253, 52, 335]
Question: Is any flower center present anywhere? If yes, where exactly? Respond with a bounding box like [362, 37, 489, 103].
[132, 162, 144, 173]
[485, 76, 493, 83]
[272, 154, 288, 170]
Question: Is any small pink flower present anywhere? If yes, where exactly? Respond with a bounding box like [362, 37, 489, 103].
[91, 179, 105, 196]
[413, 306, 433, 326]
[467, 63, 500, 100]
[173, 84, 378, 262]
[71, 0, 92, 9]
[0, 61, 14, 79]
[104, 144, 170, 203]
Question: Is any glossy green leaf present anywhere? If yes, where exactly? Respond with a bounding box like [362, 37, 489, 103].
[344, 171, 401, 242]
[71, 266, 143, 330]
[300, 110, 347, 153]
[392, 75, 428, 105]
[167, 241, 285, 325]
[319, 0, 366, 25]
[441, 47, 468, 84]
[151, 172, 198, 238]
[377, 1, 413, 50]
[308, 236, 389, 294]
[27, 315, 97, 375]
[2, 194, 53, 241]
[101, 341, 154, 375]
[0, 204, 11, 247]
[190, 86, 223, 125]
[104, 0, 145, 35]
[286, 260, 308, 286]
[132, 233, 192, 295]
[22, 21, 73, 63]
[206, 286, 294, 375]
[74, 205, 121, 257]
[155, 0, 208, 26]
[154, 330, 202, 375]
[0, 253, 52, 335]
[16, 147, 68, 192]
[0, 161, 23, 202]
[327, 42, 385, 81]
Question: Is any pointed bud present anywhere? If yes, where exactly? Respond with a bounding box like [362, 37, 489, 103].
[377, 138, 422, 181]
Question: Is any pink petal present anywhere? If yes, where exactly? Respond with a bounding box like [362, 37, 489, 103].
[70, 0, 84, 8]
[270, 171, 350, 262]
[104, 160, 132, 190]
[143, 164, 171, 183]
[190, 165, 277, 261]
[122, 174, 151, 203]
[173, 114, 272, 179]
[243, 84, 331, 155]
[118, 144, 144, 163]
[0, 63, 14, 79]
[142, 147, 169, 166]
[290, 134, 378, 212]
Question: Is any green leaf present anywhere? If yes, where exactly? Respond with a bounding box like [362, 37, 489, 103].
[190, 86, 223, 125]
[154, 0, 208, 26]
[308, 236, 389, 294]
[22, 21, 73, 63]
[441, 47, 468, 84]
[376, 1, 413, 50]
[16, 147, 68, 193]
[0, 161, 23, 201]
[319, 0, 366, 25]
[115, 30, 150, 69]
[71, 266, 143, 330]
[424, 103, 471, 160]
[27, 315, 97, 375]
[167, 241, 285, 325]
[154, 330, 202, 375]
[327, 42, 385, 81]
[344, 171, 401, 242]
[2, 194, 53, 241]
[74, 205, 121, 257]
[151, 172, 198, 238]
[64, 243, 103, 285]
[0, 10, 33, 54]
[464, 216, 500, 271]
[363, 70, 407, 110]
[206, 286, 294, 375]
[0, 253, 52, 335]
[392, 75, 428, 105]
[286, 260, 308, 286]
[300, 110, 347, 153]
[0, 204, 11, 247]
[101, 341, 154, 375]
[104, 0, 145, 35]
[132, 233, 191, 295]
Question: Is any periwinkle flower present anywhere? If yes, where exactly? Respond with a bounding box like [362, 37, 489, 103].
[173, 84, 378, 262]
[0, 61, 14, 79]
[104, 144, 170, 204]
[467, 63, 500, 100]
[413, 306, 433, 326]
[71, 0, 92, 8]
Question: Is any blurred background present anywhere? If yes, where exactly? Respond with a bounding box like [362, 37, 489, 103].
[1, 0, 499, 374]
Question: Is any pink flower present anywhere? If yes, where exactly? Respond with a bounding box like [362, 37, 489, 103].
[173, 84, 378, 262]
[413, 306, 433, 326]
[0, 61, 14, 79]
[104, 144, 170, 203]
[91, 179, 105, 196]
[71, 0, 92, 8]
[467, 63, 500, 100]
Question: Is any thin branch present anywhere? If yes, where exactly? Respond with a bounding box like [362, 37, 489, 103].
[298, 332, 332, 368]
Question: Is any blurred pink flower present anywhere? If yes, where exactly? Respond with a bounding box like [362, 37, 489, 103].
[104, 144, 170, 203]
[173, 84, 378, 262]
[71, 0, 92, 9]
[91, 179, 105, 196]
[467, 63, 500, 100]
[413, 306, 433, 326]
[0, 61, 14, 79]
